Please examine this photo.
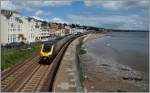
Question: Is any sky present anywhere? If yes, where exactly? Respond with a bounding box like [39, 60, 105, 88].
[1, 0, 149, 30]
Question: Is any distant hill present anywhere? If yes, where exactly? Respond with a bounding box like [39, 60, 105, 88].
[111, 29, 149, 32]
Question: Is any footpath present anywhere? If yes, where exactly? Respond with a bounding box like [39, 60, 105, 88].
[52, 36, 84, 92]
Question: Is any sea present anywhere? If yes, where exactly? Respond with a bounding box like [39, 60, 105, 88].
[85, 32, 149, 75]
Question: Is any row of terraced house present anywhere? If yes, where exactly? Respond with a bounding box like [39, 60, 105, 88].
[1, 10, 80, 45]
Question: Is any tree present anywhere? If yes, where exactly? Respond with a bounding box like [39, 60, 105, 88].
[71, 24, 76, 28]
[63, 23, 67, 26]
[27, 17, 32, 22]
[35, 37, 39, 41]
[41, 21, 48, 26]
[18, 34, 26, 42]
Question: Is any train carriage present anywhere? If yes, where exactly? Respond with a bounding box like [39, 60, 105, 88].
[39, 35, 74, 64]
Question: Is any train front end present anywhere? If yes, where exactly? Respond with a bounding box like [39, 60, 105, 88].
[40, 43, 54, 64]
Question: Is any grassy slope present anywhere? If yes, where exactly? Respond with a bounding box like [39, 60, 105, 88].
[1, 44, 41, 70]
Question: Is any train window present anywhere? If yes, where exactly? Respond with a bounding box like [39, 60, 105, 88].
[43, 44, 52, 52]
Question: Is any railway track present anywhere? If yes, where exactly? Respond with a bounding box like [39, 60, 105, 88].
[1, 36, 76, 92]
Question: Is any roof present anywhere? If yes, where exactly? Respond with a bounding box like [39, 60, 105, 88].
[55, 36, 65, 41]
[44, 39, 56, 45]
[1, 9, 20, 14]
[15, 17, 23, 23]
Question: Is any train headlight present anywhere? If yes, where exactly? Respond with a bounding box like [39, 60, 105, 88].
[40, 51, 52, 57]
[48, 52, 52, 55]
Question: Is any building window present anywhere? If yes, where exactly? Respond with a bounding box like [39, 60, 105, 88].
[10, 34, 12, 42]
[8, 38, 9, 42]
[13, 34, 16, 42]
[8, 34, 10, 42]
[11, 23, 13, 27]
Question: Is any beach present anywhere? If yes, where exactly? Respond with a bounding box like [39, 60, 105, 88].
[79, 32, 149, 92]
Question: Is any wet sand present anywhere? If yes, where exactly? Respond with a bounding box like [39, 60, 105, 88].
[79, 32, 149, 92]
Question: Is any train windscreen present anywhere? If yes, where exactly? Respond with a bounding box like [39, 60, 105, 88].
[43, 44, 52, 52]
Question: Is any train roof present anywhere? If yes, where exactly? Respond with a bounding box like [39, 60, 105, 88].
[43, 40, 56, 45]
[55, 36, 65, 40]
[43, 36, 65, 45]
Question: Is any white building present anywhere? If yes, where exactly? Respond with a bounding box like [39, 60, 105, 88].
[34, 20, 42, 41]
[1, 10, 51, 45]
[26, 17, 37, 43]
[1, 10, 23, 45]
[40, 25, 50, 41]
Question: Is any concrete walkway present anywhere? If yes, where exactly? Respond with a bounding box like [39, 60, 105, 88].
[52, 37, 83, 92]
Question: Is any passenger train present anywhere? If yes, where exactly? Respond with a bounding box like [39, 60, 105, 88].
[39, 35, 75, 64]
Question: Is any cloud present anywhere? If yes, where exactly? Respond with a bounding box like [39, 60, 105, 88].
[35, 10, 51, 17]
[51, 17, 69, 24]
[84, 0, 149, 11]
[35, 10, 44, 17]
[1, 1, 73, 11]
[1, 0, 148, 30]
[66, 14, 148, 30]
[42, 1, 73, 6]
[31, 16, 49, 21]
[1, 1, 19, 11]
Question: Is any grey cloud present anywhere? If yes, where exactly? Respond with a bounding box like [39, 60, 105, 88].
[66, 14, 148, 30]
[35, 10, 51, 17]
[1, 1, 20, 11]
[1, 0, 73, 11]
[84, 0, 149, 11]
[35, 10, 44, 16]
